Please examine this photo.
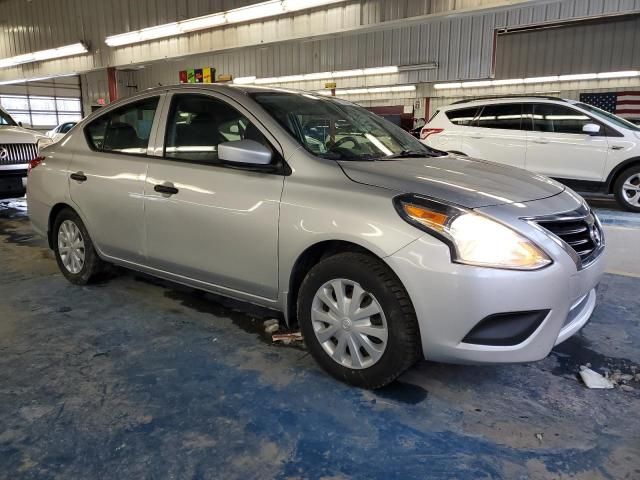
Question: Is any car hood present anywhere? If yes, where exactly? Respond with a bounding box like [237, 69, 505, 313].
[0, 125, 46, 143]
[339, 155, 565, 208]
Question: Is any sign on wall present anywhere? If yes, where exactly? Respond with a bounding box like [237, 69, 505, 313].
[179, 67, 217, 84]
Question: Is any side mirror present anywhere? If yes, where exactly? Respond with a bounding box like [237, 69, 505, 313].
[583, 123, 601, 135]
[218, 139, 272, 166]
[18, 121, 23, 127]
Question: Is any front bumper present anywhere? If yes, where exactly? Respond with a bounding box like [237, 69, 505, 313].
[385, 210, 605, 364]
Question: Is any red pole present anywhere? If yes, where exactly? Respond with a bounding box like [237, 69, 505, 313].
[107, 67, 118, 103]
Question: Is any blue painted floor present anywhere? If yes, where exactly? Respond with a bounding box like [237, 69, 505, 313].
[0, 198, 639, 479]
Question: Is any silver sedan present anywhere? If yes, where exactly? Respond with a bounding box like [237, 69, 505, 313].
[27, 84, 605, 388]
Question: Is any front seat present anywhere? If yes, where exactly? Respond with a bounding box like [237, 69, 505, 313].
[104, 122, 141, 151]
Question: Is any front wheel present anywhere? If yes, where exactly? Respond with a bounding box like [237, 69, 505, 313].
[613, 165, 640, 212]
[297, 252, 421, 389]
[53, 208, 105, 284]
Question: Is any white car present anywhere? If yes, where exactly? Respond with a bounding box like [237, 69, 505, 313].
[422, 96, 640, 211]
[46, 121, 77, 143]
[0, 106, 48, 198]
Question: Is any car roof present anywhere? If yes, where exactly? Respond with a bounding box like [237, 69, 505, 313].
[442, 96, 573, 110]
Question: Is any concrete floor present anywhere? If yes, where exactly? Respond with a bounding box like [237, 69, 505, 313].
[0, 196, 639, 479]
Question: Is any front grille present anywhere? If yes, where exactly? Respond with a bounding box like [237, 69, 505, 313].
[535, 208, 604, 268]
[0, 143, 38, 165]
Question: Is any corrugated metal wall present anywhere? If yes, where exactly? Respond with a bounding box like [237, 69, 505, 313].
[3, 0, 640, 85]
[496, 13, 640, 78]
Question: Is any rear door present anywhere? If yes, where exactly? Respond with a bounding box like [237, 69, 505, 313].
[143, 91, 284, 300]
[525, 103, 608, 181]
[69, 94, 164, 263]
[459, 103, 527, 168]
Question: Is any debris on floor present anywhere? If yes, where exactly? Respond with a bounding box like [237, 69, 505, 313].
[535, 433, 543, 443]
[579, 366, 614, 389]
[272, 332, 303, 345]
[263, 319, 280, 334]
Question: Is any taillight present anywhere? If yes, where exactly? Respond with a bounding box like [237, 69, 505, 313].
[28, 156, 44, 174]
[420, 128, 444, 140]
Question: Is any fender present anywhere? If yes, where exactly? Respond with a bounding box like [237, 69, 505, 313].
[605, 156, 640, 192]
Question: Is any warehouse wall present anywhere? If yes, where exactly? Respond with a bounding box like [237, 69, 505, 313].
[496, 13, 640, 78]
[3, 0, 640, 85]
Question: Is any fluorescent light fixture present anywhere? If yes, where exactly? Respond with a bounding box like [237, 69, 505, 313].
[226, 1, 284, 23]
[275, 74, 305, 83]
[597, 70, 640, 79]
[433, 70, 640, 90]
[319, 85, 416, 96]
[0, 42, 88, 69]
[303, 71, 334, 80]
[492, 78, 524, 86]
[283, 0, 345, 11]
[180, 14, 226, 32]
[105, 0, 348, 47]
[254, 77, 280, 85]
[434, 82, 462, 89]
[462, 80, 492, 88]
[523, 75, 559, 83]
[391, 85, 416, 92]
[332, 69, 365, 78]
[233, 65, 399, 85]
[362, 66, 399, 75]
[558, 73, 597, 81]
[0, 73, 77, 85]
[233, 76, 257, 85]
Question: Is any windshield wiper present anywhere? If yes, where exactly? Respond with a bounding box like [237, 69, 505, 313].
[382, 150, 430, 159]
[382, 147, 448, 159]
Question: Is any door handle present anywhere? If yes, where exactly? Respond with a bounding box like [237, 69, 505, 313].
[469, 135, 483, 139]
[532, 138, 549, 144]
[70, 172, 87, 182]
[610, 145, 624, 151]
[154, 184, 179, 195]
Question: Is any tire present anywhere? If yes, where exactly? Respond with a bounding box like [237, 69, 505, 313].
[53, 208, 105, 285]
[297, 252, 421, 389]
[613, 165, 640, 212]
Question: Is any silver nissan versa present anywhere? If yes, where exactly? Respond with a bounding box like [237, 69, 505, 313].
[27, 84, 606, 388]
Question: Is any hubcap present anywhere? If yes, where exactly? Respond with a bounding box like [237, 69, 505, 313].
[622, 173, 640, 207]
[311, 279, 388, 370]
[58, 220, 85, 274]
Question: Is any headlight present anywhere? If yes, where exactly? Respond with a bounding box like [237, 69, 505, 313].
[394, 194, 551, 270]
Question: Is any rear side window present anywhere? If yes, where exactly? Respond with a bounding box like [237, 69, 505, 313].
[85, 97, 159, 154]
[446, 107, 478, 126]
[476, 104, 524, 130]
[164, 94, 271, 164]
[532, 104, 596, 135]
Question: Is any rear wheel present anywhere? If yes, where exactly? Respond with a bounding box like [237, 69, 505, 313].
[53, 208, 105, 284]
[614, 165, 640, 212]
[297, 252, 421, 389]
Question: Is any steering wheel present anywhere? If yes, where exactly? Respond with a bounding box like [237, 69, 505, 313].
[330, 136, 360, 150]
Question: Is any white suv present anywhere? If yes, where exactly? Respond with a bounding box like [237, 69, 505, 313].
[422, 96, 640, 211]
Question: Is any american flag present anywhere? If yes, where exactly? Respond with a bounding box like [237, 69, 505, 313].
[579, 91, 640, 119]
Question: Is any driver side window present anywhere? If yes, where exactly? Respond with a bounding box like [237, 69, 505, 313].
[164, 94, 271, 164]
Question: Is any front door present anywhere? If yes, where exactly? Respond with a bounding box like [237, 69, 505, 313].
[525, 103, 609, 181]
[69, 95, 163, 262]
[143, 92, 284, 300]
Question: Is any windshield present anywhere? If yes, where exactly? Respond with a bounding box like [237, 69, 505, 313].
[574, 102, 640, 131]
[250, 92, 442, 160]
[0, 109, 17, 126]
